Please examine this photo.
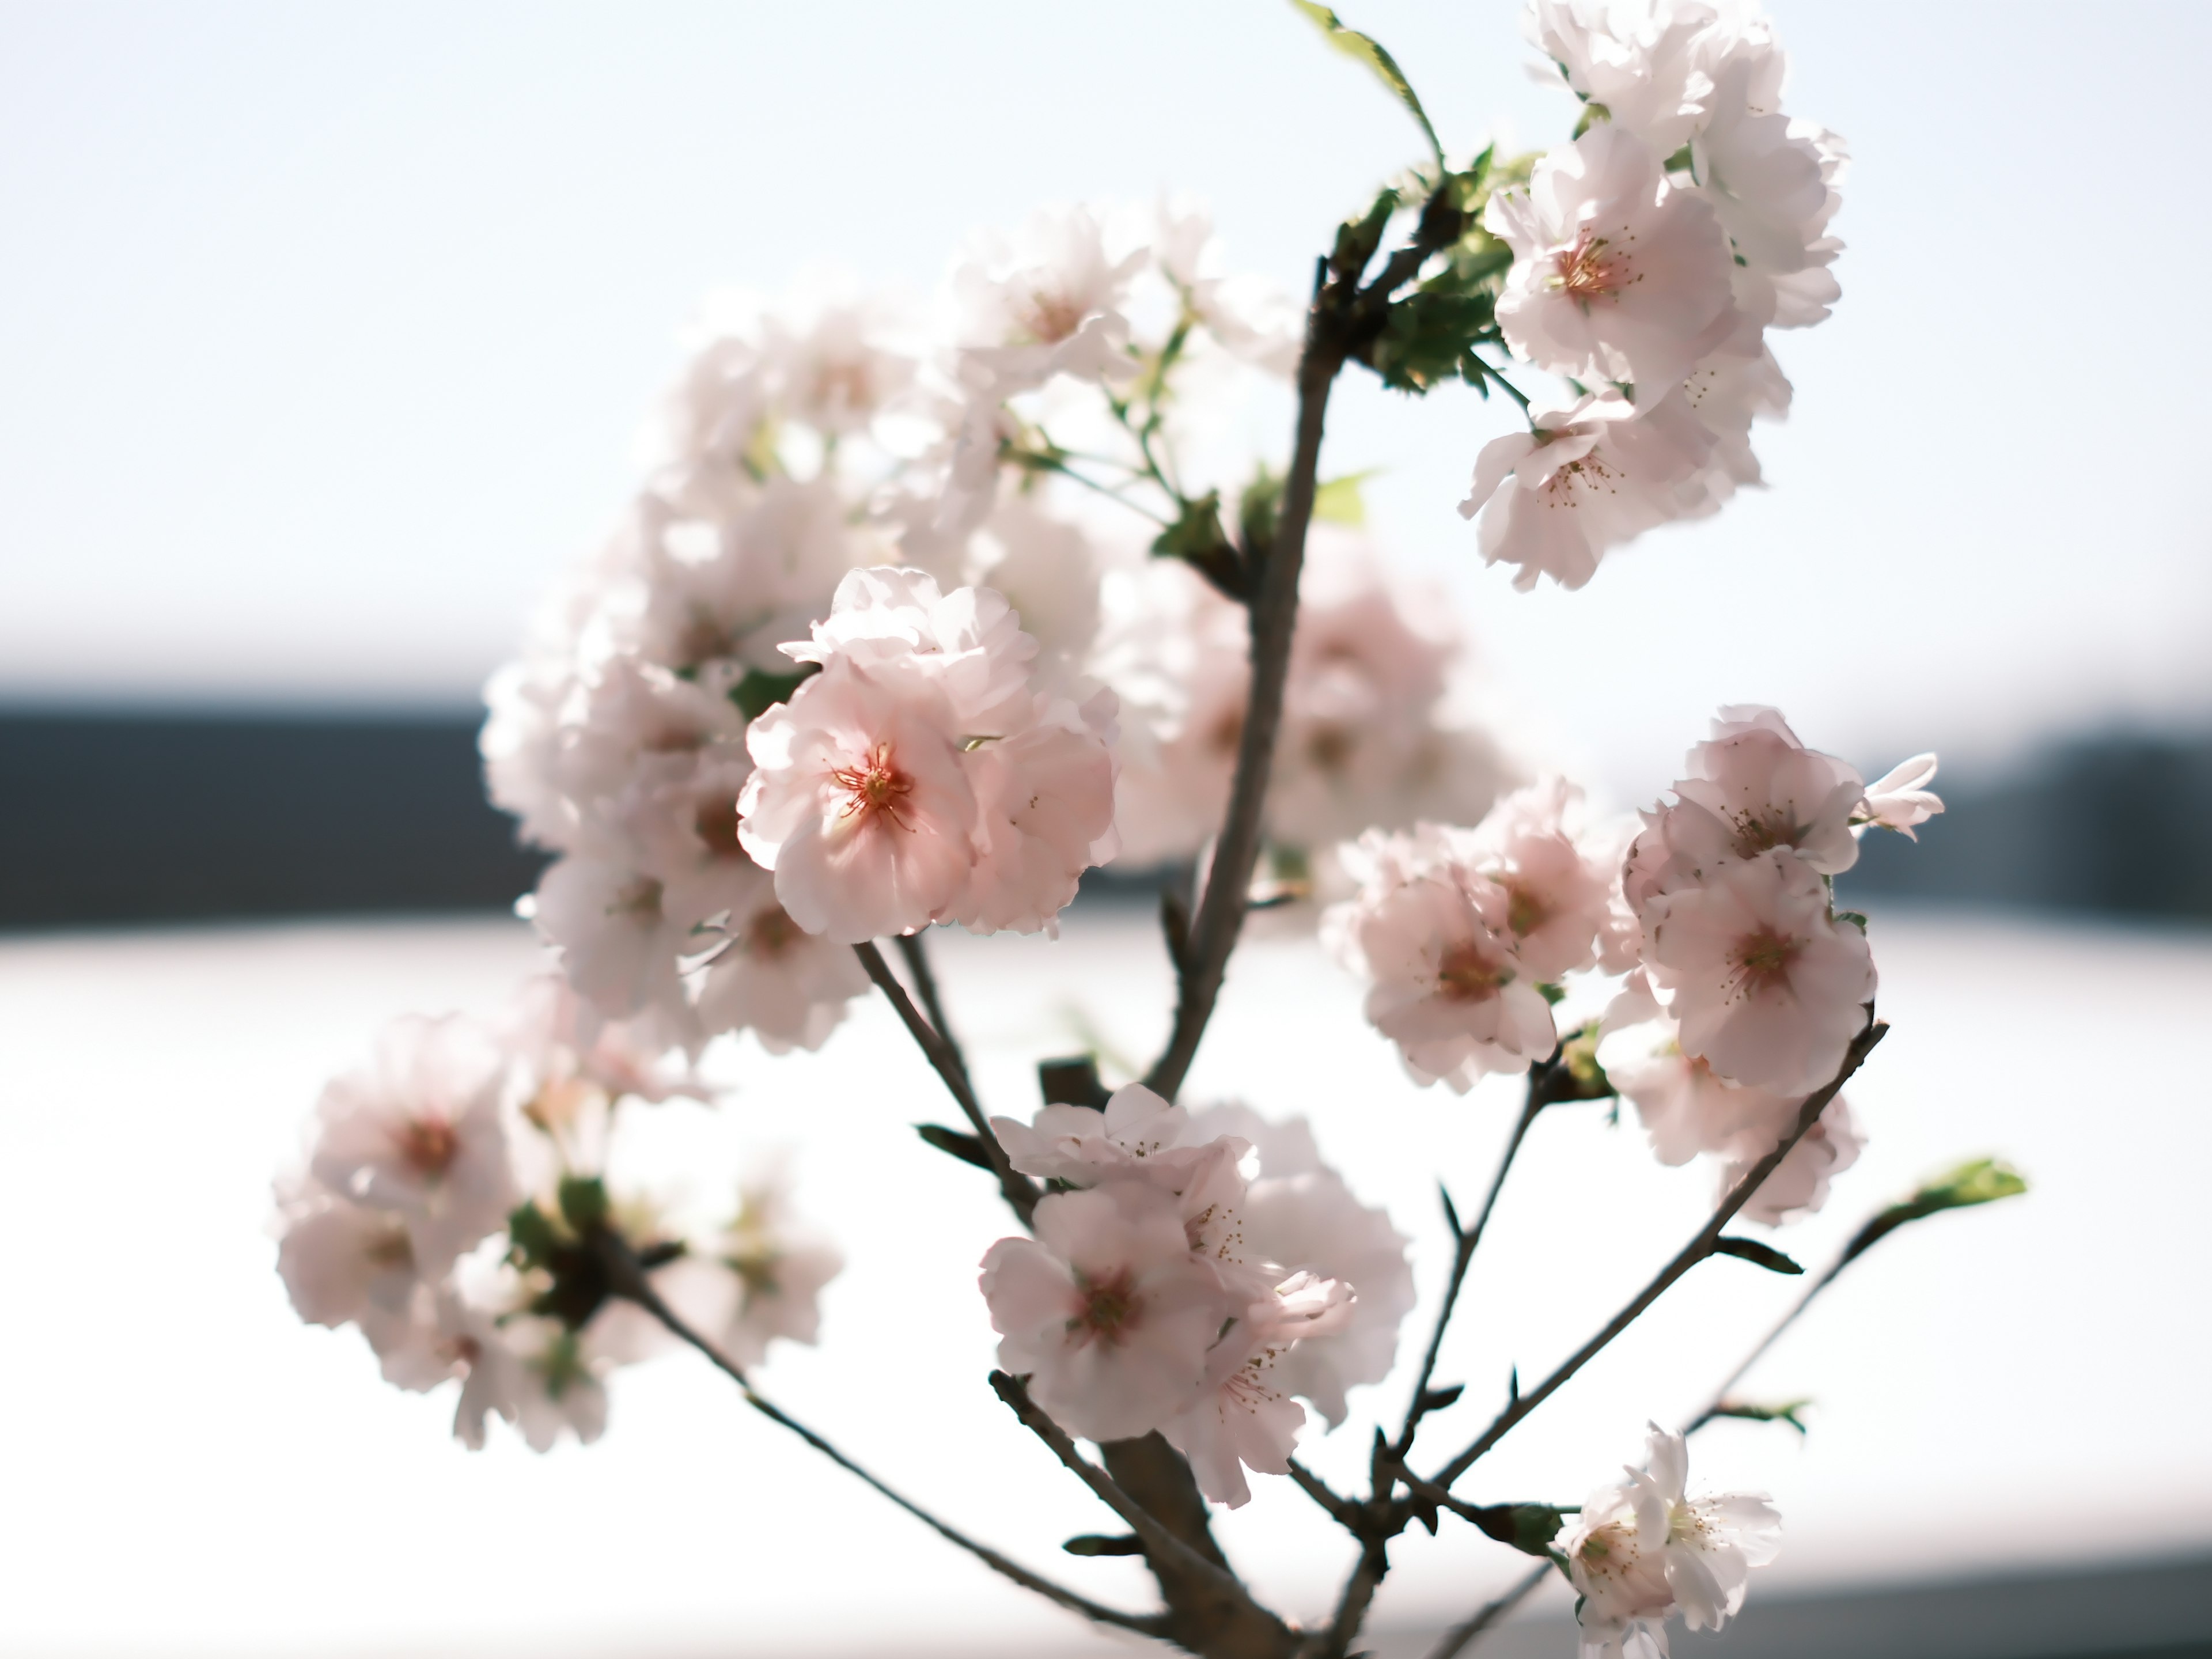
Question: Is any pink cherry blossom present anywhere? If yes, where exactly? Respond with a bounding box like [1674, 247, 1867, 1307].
[1671, 705, 1867, 876]
[1461, 391, 1718, 591]
[1645, 849, 1874, 1094]
[737, 655, 978, 942]
[1489, 123, 1740, 396]
[1158, 1271, 1353, 1508]
[1470, 776, 1618, 981]
[1722, 1095, 1863, 1225]
[306, 1014, 517, 1277]
[1327, 827, 1560, 1091]
[1597, 980, 1804, 1166]
[1186, 1105, 1415, 1429]
[979, 1181, 1237, 1444]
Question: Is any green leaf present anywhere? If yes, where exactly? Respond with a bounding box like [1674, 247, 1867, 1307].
[1535, 981, 1568, 1006]
[1152, 489, 1244, 599]
[557, 1175, 610, 1233]
[1288, 1, 1445, 166]
[1312, 469, 1378, 526]
[916, 1123, 993, 1170]
[730, 663, 818, 722]
[1713, 1235, 1806, 1275]
[1237, 465, 1283, 560]
[507, 1199, 559, 1270]
[1063, 1533, 1145, 1556]
[1362, 287, 1501, 394]
[1465, 1502, 1569, 1558]
[1839, 1157, 2029, 1267]
[1707, 1397, 1815, 1435]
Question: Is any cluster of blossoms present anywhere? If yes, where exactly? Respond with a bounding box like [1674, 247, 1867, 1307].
[1328, 707, 1939, 1226]
[1461, 0, 1848, 589]
[482, 200, 1510, 1063]
[980, 1086, 1411, 1506]
[268, 6, 2018, 1656]
[274, 975, 839, 1449]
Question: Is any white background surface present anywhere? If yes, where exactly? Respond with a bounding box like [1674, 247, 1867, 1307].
[2, 1, 2210, 796]
[3, 907, 2207, 1657]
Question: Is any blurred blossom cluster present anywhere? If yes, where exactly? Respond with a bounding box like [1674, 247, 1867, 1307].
[269, 5, 2017, 1657]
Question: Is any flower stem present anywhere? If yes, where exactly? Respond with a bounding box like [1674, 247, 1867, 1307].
[1427, 1018, 1888, 1490]
[601, 1235, 1162, 1637]
[854, 941, 1039, 1225]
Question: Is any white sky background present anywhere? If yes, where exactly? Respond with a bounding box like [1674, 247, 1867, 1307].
[2, 1, 2208, 803]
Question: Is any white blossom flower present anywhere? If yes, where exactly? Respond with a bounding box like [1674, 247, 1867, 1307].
[1185, 1106, 1415, 1429]
[1676, 346, 1790, 516]
[1855, 753, 1943, 839]
[1596, 978, 1801, 1165]
[1525, 0, 1725, 156]
[306, 1015, 516, 1277]
[952, 205, 1143, 394]
[979, 1180, 1239, 1444]
[693, 870, 871, 1052]
[1670, 705, 1868, 877]
[1100, 536, 1508, 863]
[1327, 826, 1560, 1090]
[1158, 1270, 1353, 1508]
[1489, 123, 1739, 396]
[685, 1160, 846, 1370]
[436, 1286, 611, 1454]
[737, 654, 979, 942]
[1461, 392, 1718, 590]
[272, 1179, 449, 1387]
[1722, 1094, 1863, 1225]
[1561, 1425, 1782, 1658]
[1644, 848, 1874, 1094]
[1692, 56, 1839, 280]
[1152, 197, 1303, 376]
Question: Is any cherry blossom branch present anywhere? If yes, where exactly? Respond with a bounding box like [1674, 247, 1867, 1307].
[853, 941, 1040, 1224]
[893, 930, 967, 1086]
[1426, 1017, 1888, 1490]
[1423, 1562, 1551, 1659]
[599, 1236, 1161, 1638]
[987, 1373, 1271, 1615]
[1145, 184, 1464, 1103]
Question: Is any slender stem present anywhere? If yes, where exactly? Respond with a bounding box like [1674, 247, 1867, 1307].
[1393, 1077, 1548, 1460]
[1424, 1562, 1550, 1659]
[1143, 181, 1465, 1104]
[1310, 1537, 1391, 1659]
[1428, 1020, 1887, 1490]
[1466, 350, 1532, 414]
[1286, 1458, 1365, 1529]
[987, 1372, 1260, 1611]
[1143, 337, 1342, 1101]
[893, 930, 967, 1089]
[1680, 1230, 1855, 1433]
[1012, 447, 1172, 524]
[603, 1240, 1163, 1638]
[854, 941, 1039, 1225]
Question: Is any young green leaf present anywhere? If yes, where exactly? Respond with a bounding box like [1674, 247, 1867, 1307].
[1465, 1502, 1569, 1558]
[730, 663, 819, 721]
[1707, 1397, 1815, 1435]
[1838, 1157, 2028, 1267]
[1287, 1, 1445, 166]
[1312, 469, 1379, 525]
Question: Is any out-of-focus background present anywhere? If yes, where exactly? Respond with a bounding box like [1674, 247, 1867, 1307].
[2, 2, 2207, 1656]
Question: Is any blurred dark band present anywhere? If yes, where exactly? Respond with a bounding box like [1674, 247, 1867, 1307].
[0, 709, 546, 929]
[1, 710, 2207, 930]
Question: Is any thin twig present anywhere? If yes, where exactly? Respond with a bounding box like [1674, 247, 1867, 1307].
[1286, 1457, 1365, 1529]
[987, 1372, 1262, 1612]
[1428, 1018, 1887, 1490]
[854, 941, 1039, 1225]
[1424, 1562, 1551, 1659]
[1392, 1076, 1548, 1460]
[601, 1238, 1163, 1638]
[893, 930, 969, 1090]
